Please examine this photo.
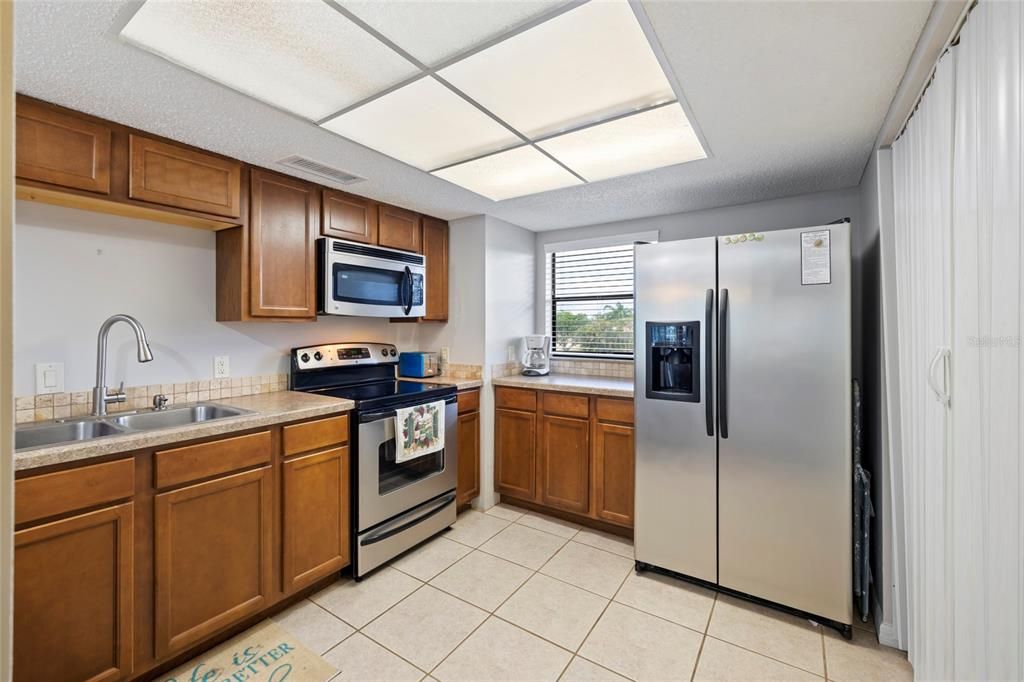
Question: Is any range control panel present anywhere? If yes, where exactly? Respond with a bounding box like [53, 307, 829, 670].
[292, 342, 398, 371]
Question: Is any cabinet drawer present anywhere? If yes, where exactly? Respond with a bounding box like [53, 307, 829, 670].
[495, 387, 537, 412]
[282, 414, 350, 456]
[155, 431, 271, 489]
[16, 458, 134, 526]
[129, 135, 242, 218]
[457, 389, 480, 414]
[542, 392, 589, 418]
[595, 397, 634, 424]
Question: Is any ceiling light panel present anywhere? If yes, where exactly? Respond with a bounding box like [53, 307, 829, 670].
[439, 0, 675, 138]
[322, 77, 520, 171]
[340, 0, 568, 66]
[121, 0, 420, 121]
[433, 146, 582, 201]
[538, 104, 706, 181]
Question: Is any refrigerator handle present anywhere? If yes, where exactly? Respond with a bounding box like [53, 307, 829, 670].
[705, 288, 715, 436]
[719, 288, 729, 438]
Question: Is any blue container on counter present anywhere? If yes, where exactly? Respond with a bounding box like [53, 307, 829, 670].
[398, 352, 439, 377]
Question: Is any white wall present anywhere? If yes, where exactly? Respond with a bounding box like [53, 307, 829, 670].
[534, 187, 862, 332]
[13, 201, 433, 395]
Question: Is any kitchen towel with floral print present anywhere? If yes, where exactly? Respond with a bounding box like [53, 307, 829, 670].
[395, 399, 446, 463]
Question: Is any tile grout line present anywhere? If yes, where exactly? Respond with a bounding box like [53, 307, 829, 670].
[700, 632, 828, 679]
[821, 628, 829, 681]
[689, 593, 717, 682]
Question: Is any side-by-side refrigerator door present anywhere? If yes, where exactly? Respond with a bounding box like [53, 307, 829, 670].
[634, 238, 717, 583]
[717, 225, 852, 624]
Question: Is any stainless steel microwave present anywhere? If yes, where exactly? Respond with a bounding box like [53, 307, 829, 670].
[317, 238, 425, 318]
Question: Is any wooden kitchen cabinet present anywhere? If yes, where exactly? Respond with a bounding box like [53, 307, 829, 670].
[128, 134, 242, 218]
[378, 204, 421, 253]
[282, 446, 350, 593]
[322, 188, 378, 243]
[422, 217, 449, 321]
[14, 503, 134, 682]
[495, 402, 537, 500]
[247, 168, 319, 319]
[154, 466, 274, 658]
[540, 414, 591, 514]
[456, 389, 481, 507]
[16, 97, 112, 194]
[593, 421, 635, 526]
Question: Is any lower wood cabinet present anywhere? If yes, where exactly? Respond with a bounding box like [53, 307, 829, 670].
[14, 502, 134, 682]
[282, 446, 350, 593]
[456, 389, 481, 506]
[540, 414, 590, 514]
[154, 466, 274, 659]
[495, 407, 537, 500]
[494, 387, 635, 530]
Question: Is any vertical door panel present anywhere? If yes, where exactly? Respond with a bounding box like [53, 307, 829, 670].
[634, 238, 717, 582]
[717, 224, 852, 623]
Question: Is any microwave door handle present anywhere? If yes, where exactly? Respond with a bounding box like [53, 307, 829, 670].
[402, 266, 413, 316]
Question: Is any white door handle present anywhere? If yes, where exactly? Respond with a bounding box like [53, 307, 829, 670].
[927, 346, 951, 406]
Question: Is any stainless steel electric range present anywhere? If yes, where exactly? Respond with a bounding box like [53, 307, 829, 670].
[290, 342, 458, 579]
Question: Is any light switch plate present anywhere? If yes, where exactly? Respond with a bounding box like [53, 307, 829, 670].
[35, 362, 65, 394]
[214, 356, 230, 378]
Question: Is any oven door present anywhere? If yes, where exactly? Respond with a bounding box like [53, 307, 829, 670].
[357, 397, 457, 531]
[321, 242, 425, 318]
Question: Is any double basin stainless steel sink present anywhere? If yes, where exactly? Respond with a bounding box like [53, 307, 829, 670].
[15, 403, 253, 452]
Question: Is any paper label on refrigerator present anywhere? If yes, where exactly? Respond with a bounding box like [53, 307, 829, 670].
[800, 229, 831, 285]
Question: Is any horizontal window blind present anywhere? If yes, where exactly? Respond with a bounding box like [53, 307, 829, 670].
[551, 243, 634, 357]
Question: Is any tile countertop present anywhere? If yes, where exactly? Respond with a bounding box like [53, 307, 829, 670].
[401, 375, 484, 391]
[492, 374, 634, 398]
[14, 390, 355, 472]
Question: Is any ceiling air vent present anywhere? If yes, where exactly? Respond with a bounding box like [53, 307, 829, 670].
[276, 155, 366, 185]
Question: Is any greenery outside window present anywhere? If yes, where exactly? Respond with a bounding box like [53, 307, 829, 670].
[550, 243, 635, 358]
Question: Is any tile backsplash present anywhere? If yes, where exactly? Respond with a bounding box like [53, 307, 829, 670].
[550, 358, 634, 378]
[15, 373, 289, 424]
[440, 363, 483, 380]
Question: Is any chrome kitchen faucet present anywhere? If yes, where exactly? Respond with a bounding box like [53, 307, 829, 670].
[92, 314, 153, 416]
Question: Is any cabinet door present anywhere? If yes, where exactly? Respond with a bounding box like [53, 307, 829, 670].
[540, 415, 591, 513]
[14, 503, 133, 682]
[378, 204, 421, 253]
[16, 99, 111, 194]
[594, 422, 635, 527]
[322, 189, 378, 243]
[154, 467, 273, 658]
[249, 169, 318, 318]
[457, 410, 481, 506]
[282, 447, 350, 593]
[495, 408, 536, 500]
[128, 135, 241, 218]
[422, 217, 449, 321]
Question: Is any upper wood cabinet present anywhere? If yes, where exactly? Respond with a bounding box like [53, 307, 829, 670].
[248, 169, 319, 319]
[422, 217, 449, 322]
[154, 466, 274, 658]
[16, 98, 112, 194]
[322, 188, 378, 243]
[282, 446, 350, 593]
[128, 135, 241, 218]
[14, 502, 134, 682]
[378, 204, 422, 253]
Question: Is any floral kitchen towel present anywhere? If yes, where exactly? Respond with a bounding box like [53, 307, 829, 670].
[395, 400, 446, 463]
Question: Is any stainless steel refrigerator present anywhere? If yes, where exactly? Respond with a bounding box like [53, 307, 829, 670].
[634, 222, 852, 631]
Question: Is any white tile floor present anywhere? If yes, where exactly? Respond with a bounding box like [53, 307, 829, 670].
[195, 506, 915, 681]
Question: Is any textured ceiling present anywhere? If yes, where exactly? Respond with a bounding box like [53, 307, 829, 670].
[14, 0, 931, 231]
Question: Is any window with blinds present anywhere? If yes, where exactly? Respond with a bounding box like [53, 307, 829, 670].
[550, 243, 634, 357]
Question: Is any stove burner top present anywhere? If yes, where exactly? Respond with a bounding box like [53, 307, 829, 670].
[311, 379, 456, 412]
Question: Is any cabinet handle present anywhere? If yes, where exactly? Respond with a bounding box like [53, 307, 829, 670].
[927, 346, 951, 407]
[705, 288, 714, 437]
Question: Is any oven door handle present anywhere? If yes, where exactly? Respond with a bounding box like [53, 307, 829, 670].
[359, 492, 456, 547]
[359, 395, 457, 423]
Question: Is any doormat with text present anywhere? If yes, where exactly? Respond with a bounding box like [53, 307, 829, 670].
[161, 620, 337, 682]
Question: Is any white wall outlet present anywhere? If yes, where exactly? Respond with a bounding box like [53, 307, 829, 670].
[506, 344, 516, 362]
[35, 362, 65, 394]
[214, 356, 230, 379]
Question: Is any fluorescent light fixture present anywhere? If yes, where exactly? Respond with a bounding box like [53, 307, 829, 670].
[121, 0, 419, 121]
[537, 104, 706, 181]
[433, 146, 582, 201]
[340, 0, 567, 66]
[321, 77, 519, 171]
[439, 0, 675, 138]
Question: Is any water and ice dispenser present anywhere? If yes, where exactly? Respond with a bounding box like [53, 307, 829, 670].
[645, 321, 700, 402]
